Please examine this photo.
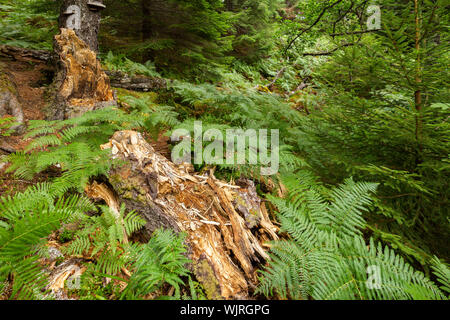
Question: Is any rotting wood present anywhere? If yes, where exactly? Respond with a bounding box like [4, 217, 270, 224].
[49, 28, 116, 120]
[89, 130, 279, 300]
[105, 70, 167, 92]
[0, 45, 52, 63]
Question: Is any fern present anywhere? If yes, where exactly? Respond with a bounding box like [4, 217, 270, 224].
[102, 51, 161, 78]
[430, 257, 450, 294]
[5, 107, 150, 196]
[0, 184, 95, 299]
[64, 204, 146, 276]
[121, 229, 191, 299]
[257, 171, 447, 300]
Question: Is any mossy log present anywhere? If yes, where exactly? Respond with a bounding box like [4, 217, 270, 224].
[0, 45, 52, 63]
[105, 70, 167, 92]
[88, 130, 279, 300]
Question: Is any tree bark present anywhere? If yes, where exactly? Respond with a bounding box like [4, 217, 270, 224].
[59, 0, 105, 52]
[49, 29, 115, 120]
[414, 0, 423, 162]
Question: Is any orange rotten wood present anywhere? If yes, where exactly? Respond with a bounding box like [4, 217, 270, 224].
[85, 130, 279, 299]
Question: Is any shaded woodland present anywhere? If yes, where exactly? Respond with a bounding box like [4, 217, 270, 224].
[0, 0, 449, 300]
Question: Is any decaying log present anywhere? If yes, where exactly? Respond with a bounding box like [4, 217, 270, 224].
[0, 63, 25, 134]
[0, 45, 52, 63]
[95, 130, 279, 300]
[105, 70, 167, 92]
[85, 181, 128, 244]
[46, 258, 85, 300]
[49, 28, 116, 120]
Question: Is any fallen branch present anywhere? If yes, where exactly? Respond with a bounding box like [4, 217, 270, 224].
[0, 145, 16, 154]
[0, 45, 52, 62]
[105, 70, 167, 92]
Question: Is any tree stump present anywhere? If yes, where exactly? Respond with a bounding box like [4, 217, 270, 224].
[58, 0, 106, 53]
[87, 130, 279, 299]
[48, 28, 115, 120]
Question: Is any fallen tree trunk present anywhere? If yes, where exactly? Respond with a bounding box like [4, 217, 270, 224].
[0, 45, 52, 63]
[94, 130, 278, 299]
[105, 70, 167, 92]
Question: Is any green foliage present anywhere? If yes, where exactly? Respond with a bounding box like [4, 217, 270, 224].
[65, 204, 146, 276]
[5, 107, 150, 196]
[102, 51, 161, 78]
[291, 0, 450, 263]
[102, 0, 233, 81]
[121, 229, 191, 299]
[227, 0, 282, 63]
[0, 117, 19, 137]
[257, 171, 447, 300]
[0, 183, 95, 299]
[59, 228, 75, 243]
[168, 80, 303, 178]
[121, 95, 180, 138]
[0, 0, 57, 49]
[431, 256, 450, 294]
[1, 0, 448, 302]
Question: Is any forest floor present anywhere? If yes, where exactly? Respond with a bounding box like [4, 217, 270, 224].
[0, 57, 49, 196]
[0, 56, 171, 196]
[0, 57, 47, 149]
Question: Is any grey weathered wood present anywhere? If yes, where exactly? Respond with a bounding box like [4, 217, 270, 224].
[0, 45, 52, 62]
[105, 70, 167, 92]
[58, 0, 106, 52]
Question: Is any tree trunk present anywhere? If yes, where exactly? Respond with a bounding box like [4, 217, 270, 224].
[414, 0, 423, 163]
[142, 0, 153, 41]
[59, 0, 105, 52]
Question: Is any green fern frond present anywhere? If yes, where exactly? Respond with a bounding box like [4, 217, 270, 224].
[0, 185, 94, 299]
[122, 229, 191, 299]
[259, 171, 445, 300]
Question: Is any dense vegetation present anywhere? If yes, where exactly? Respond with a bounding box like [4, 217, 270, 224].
[0, 0, 448, 300]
